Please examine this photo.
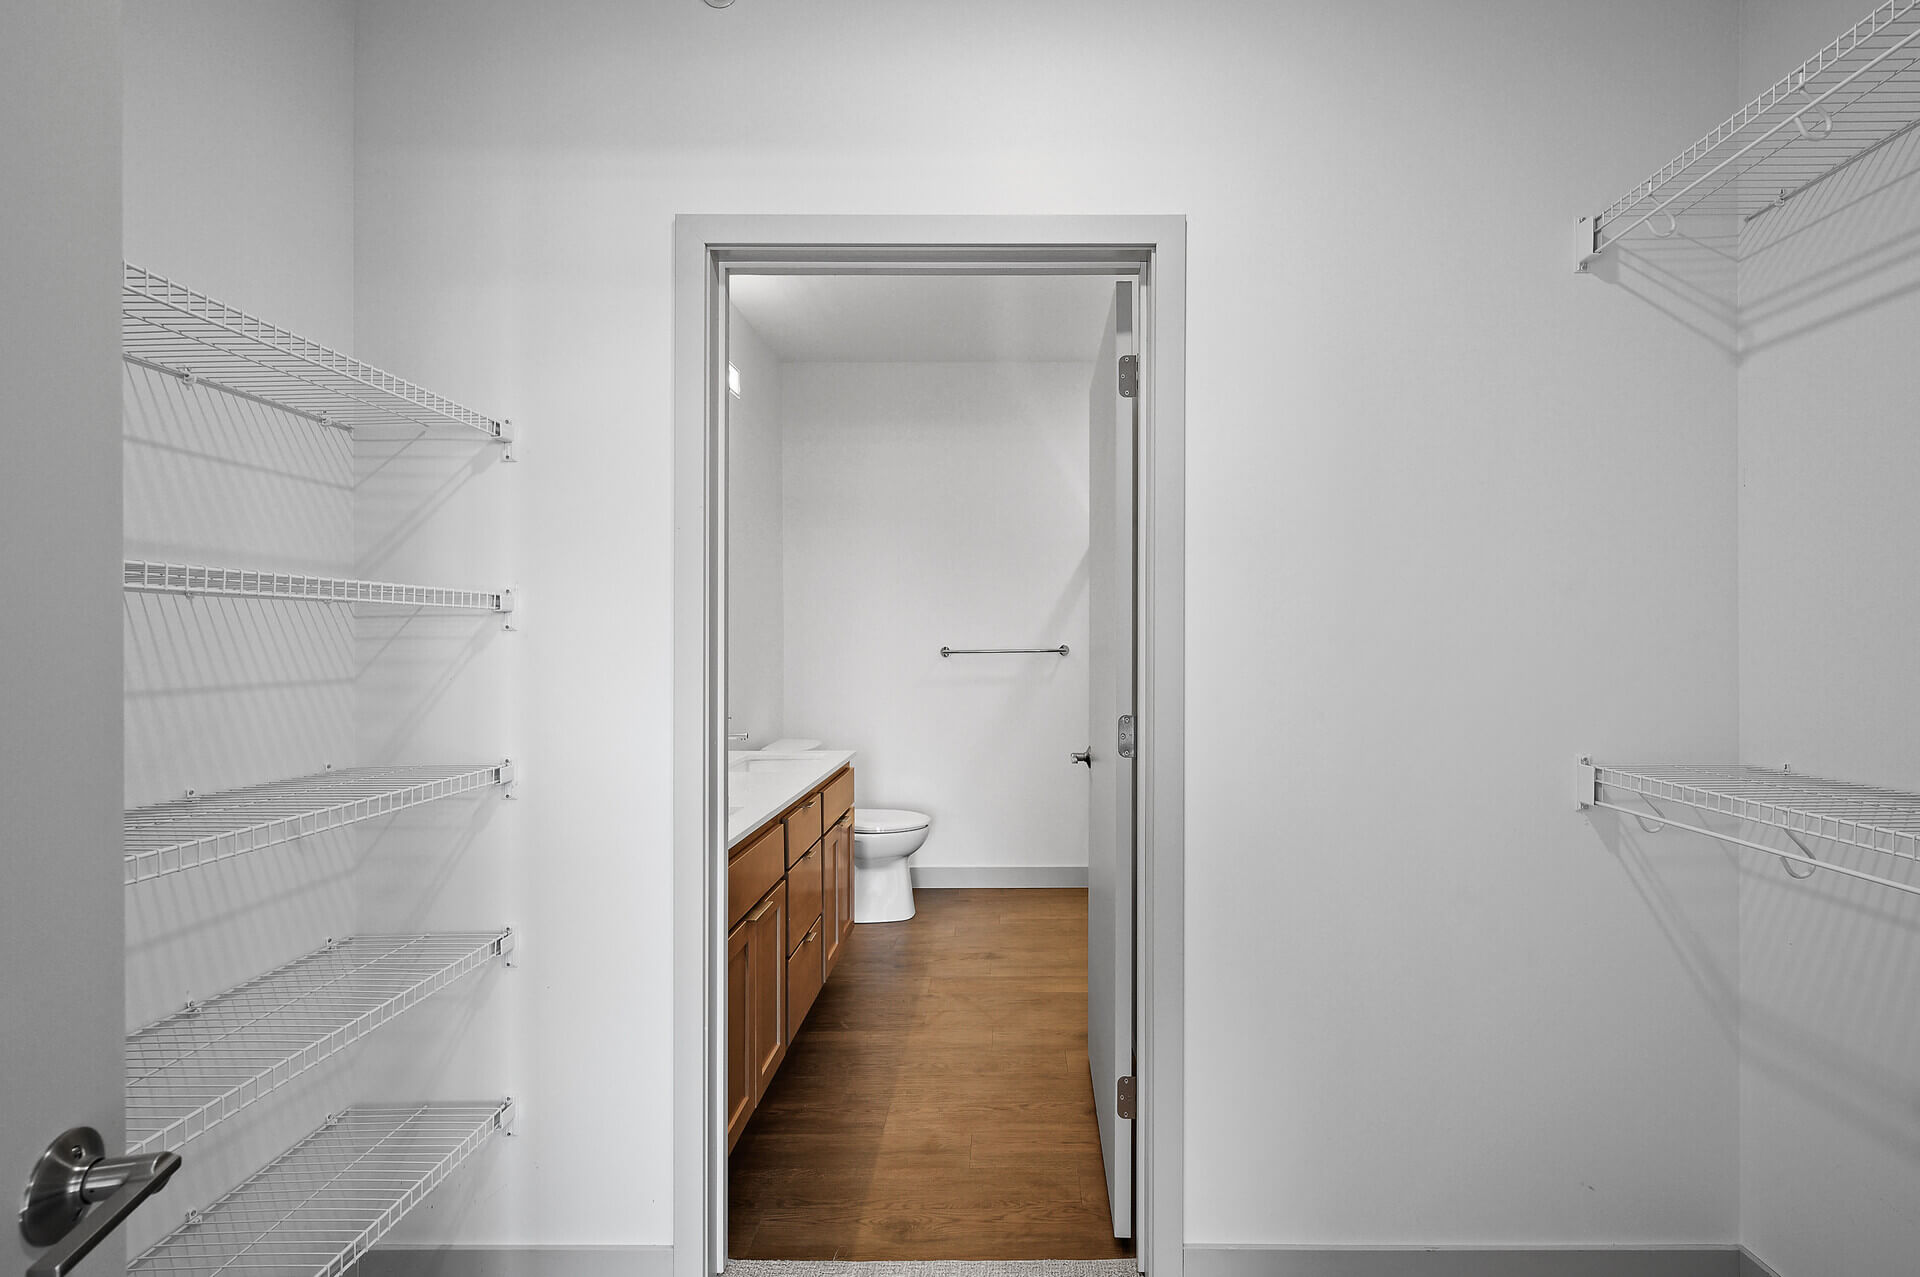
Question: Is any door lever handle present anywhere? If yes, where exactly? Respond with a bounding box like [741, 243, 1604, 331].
[1071, 750, 1092, 767]
[21, 1127, 182, 1277]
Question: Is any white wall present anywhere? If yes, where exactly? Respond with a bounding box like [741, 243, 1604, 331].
[120, 2, 373, 1253]
[1733, 3, 1920, 1274]
[351, 0, 1745, 1251]
[781, 362, 1092, 876]
[726, 310, 785, 747]
[119, 1, 518, 1255]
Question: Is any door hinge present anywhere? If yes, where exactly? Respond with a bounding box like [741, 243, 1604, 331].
[1117, 1075, 1137, 1120]
[1117, 354, 1138, 398]
[1117, 714, 1135, 759]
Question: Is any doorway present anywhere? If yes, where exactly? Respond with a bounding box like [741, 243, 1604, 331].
[671, 216, 1187, 1277]
[721, 272, 1123, 1259]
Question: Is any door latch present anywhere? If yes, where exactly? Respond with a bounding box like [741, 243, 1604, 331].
[1117, 1075, 1137, 1120]
[1117, 714, 1135, 759]
[20, 1127, 181, 1277]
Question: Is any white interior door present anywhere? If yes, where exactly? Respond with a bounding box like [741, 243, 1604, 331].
[3, 8, 137, 1276]
[1086, 280, 1138, 1239]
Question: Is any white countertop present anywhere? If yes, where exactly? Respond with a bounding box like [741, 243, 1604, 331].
[727, 749, 855, 849]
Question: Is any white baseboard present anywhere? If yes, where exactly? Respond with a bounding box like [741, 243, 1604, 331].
[358, 1245, 672, 1277]
[910, 865, 1087, 889]
[1185, 1245, 1746, 1277]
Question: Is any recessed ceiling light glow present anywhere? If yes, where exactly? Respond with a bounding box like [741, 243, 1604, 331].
[728, 363, 741, 398]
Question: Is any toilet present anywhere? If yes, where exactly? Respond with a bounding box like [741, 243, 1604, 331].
[851, 808, 931, 923]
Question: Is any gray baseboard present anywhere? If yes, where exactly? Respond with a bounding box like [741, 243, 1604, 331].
[1185, 1245, 1745, 1277]
[357, 1245, 672, 1277]
[362, 1244, 1774, 1277]
[911, 865, 1087, 889]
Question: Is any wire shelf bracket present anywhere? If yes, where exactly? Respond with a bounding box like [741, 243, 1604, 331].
[130, 1100, 512, 1277]
[124, 560, 516, 628]
[125, 762, 515, 885]
[127, 932, 512, 1155]
[1574, 1, 1920, 271]
[123, 263, 516, 456]
[1575, 756, 1920, 897]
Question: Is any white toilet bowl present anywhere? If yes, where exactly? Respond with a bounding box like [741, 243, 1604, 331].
[852, 808, 931, 923]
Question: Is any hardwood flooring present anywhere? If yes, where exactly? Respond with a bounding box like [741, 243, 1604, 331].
[728, 887, 1131, 1261]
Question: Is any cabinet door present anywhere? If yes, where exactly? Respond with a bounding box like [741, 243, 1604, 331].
[747, 880, 788, 1104]
[787, 915, 825, 1040]
[822, 821, 845, 976]
[787, 840, 824, 954]
[726, 920, 752, 1149]
[822, 817, 853, 977]
[837, 815, 856, 950]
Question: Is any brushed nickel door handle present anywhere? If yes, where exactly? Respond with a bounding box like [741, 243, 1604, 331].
[21, 1127, 182, 1277]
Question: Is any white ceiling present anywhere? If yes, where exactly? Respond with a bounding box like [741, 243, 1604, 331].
[728, 274, 1117, 364]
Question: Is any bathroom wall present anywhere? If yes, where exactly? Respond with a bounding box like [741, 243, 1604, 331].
[726, 309, 786, 748]
[352, 0, 1744, 1255]
[1733, 2, 1920, 1274]
[780, 361, 1094, 883]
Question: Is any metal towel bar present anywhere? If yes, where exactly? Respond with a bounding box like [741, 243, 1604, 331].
[939, 645, 1069, 657]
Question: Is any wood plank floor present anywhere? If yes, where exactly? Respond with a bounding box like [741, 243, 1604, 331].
[729, 887, 1131, 1261]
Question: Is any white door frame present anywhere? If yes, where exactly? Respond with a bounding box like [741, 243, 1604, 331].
[671, 214, 1186, 1277]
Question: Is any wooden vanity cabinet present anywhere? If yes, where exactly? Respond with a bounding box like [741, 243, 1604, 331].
[727, 763, 855, 1148]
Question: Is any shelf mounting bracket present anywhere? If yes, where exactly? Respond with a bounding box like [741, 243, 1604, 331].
[1573, 216, 1602, 275]
[1574, 755, 1598, 809]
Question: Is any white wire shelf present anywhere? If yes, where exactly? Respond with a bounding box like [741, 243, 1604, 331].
[123, 262, 511, 446]
[1576, 0, 1920, 268]
[131, 1100, 511, 1277]
[124, 560, 513, 615]
[127, 933, 512, 1155]
[1576, 759, 1920, 897]
[125, 763, 514, 885]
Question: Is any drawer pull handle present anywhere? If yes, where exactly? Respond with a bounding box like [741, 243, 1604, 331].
[747, 893, 780, 923]
[803, 921, 821, 945]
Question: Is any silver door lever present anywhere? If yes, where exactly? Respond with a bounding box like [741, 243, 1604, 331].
[20, 1127, 181, 1277]
[1071, 750, 1092, 767]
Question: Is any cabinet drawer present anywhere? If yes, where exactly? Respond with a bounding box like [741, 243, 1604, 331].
[727, 822, 786, 930]
[787, 915, 825, 1040]
[784, 792, 823, 866]
[787, 840, 823, 955]
[823, 766, 855, 829]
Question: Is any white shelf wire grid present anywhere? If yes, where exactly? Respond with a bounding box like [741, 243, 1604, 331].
[124, 560, 510, 614]
[1587, 762, 1920, 897]
[123, 263, 508, 442]
[130, 1100, 511, 1277]
[127, 933, 511, 1156]
[1585, 0, 1920, 261]
[125, 763, 513, 885]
